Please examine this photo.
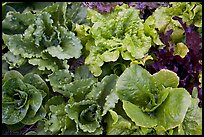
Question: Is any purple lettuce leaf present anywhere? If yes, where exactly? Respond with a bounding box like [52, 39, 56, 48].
[145, 17, 202, 107]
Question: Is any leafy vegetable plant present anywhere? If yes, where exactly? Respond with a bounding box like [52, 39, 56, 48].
[76, 4, 152, 76]
[2, 2, 85, 73]
[2, 70, 49, 126]
[113, 64, 202, 135]
[2, 2, 202, 135]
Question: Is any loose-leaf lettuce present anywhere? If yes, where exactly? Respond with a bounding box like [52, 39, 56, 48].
[46, 66, 119, 134]
[144, 2, 202, 46]
[2, 2, 84, 73]
[76, 4, 152, 76]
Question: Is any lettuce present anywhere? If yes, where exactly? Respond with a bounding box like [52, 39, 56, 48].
[115, 64, 201, 134]
[181, 96, 202, 135]
[76, 4, 152, 76]
[2, 2, 85, 73]
[144, 2, 202, 46]
[2, 70, 49, 126]
[45, 65, 119, 134]
[65, 100, 102, 134]
[104, 109, 140, 135]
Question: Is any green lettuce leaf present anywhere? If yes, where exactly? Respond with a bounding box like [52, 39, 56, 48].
[152, 69, 179, 88]
[43, 95, 77, 135]
[2, 3, 83, 73]
[115, 64, 193, 131]
[76, 4, 152, 76]
[116, 64, 160, 109]
[173, 42, 189, 58]
[65, 100, 102, 134]
[144, 2, 202, 46]
[155, 88, 191, 130]
[122, 100, 157, 128]
[2, 70, 48, 126]
[104, 109, 151, 135]
[2, 51, 26, 69]
[48, 69, 72, 93]
[181, 97, 202, 135]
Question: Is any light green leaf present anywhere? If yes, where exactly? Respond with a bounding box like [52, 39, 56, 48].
[156, 88, 191, 130]
[48, 69, 72, 92]
[105, 109, 139, 135]
[46, 26, 82, 60]
[182, 97, 202, 135]
[82, 4, 152, 76]
[116, 64, 156, 107]
[153, 69, 179, 88]
[173, 42, 189, 58]
[86, 74, 118, 106]
[122, 100, 157, 128]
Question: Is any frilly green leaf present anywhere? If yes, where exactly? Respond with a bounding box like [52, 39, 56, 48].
[80, 4, 152, 76]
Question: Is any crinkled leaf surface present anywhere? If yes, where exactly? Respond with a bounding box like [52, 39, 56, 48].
[2, 51, 26, 69]
[81, 4, 151, 76]
[2, 70, 48, 125]
[144, 2, 202, 46]
[48, 69, 72, 92]
[65, 100, 102, 133]
[46, 26, 82, 60]
[2, 78, 29, 125]
[182, 97, 202, 135]
[2, 3, 83, 72]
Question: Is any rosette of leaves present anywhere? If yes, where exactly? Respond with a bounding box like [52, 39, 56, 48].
[144, 2, 202, 46]
[114, 64, 202, 135]
[2, 70, 49, 126]
[75, 4, 152, 77]
[2, 2, 86, 74]
[46, 65, 119, 134]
